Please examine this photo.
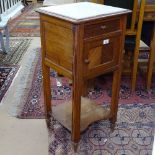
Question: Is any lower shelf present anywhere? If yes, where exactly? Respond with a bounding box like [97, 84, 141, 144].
[53, 97, 110, 132]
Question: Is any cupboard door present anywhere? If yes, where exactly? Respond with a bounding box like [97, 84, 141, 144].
[83, 34, 121, 78]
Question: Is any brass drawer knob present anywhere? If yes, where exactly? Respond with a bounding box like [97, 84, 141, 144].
[100, 25, 106, 29]
[84, 59, 90, 64]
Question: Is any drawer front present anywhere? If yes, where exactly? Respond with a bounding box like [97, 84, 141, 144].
[83, 34, 121, 78]
[144, 12, 155, 21]
[84, 19, 120, 38]
[43, 22, 73, 71]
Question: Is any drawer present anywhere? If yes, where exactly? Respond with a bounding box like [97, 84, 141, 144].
[144, 12, 155, 21]
[84, 19, 120, 38]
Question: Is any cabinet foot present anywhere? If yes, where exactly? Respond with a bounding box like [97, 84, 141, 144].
[110, 123, 116, 132]
[72, 142, 79, 153]
[109, 118, 116, 132]
[46, 112, 54, 131]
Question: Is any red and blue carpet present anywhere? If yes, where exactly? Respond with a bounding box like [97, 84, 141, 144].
[17, 55, 155, 119]
[48, 104, 154, 155]
[0, 66, 19, 103]
[9, 4, 42, 37]
[17, 52, 155, 155]
[0, 38, 31, 65]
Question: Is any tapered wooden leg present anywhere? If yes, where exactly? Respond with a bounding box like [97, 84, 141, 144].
[42, 63, 52, 128]
[82, 80, 88, 97]
[131, 47, 140, 92]
[71, 77, 82, 151]
[110, 69, 121, 130]
[72, 142, 79, 152]
[71, 24, 83, 150]
[147, 23, 155, 90]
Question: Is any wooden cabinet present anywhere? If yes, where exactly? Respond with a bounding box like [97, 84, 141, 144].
[37, 2, 130, 146]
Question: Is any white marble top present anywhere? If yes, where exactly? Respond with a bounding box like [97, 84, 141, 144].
[38, 2, 129, 22]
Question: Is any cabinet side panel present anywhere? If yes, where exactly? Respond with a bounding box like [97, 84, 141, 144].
[43, 20, 73, 71]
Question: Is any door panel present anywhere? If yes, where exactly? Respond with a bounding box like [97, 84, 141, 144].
[83, 35, 121, 78]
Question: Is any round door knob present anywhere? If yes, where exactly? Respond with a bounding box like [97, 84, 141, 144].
[100, 25, 106, 29]
[84, 59, 90, 64]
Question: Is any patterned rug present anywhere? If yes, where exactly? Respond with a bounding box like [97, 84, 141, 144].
[0, 66, 19, 103]
[0, 38, 31, 65]
[9, 3, 42, 37]
[17, 52, 155, 119]
[48, 103, 154, 155]
[16, 50, 155, 154]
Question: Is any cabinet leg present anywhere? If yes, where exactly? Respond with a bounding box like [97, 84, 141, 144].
[42, 64, 52, 129]
[109, 122, 116, 132]
[72, 142, 79, 152]
[71, 78, 82, 147]
[82, 80, 88, 97]
[46, 112, 54, 132]
[71, 92, 81, 144]
[110, 70, 121, 131]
